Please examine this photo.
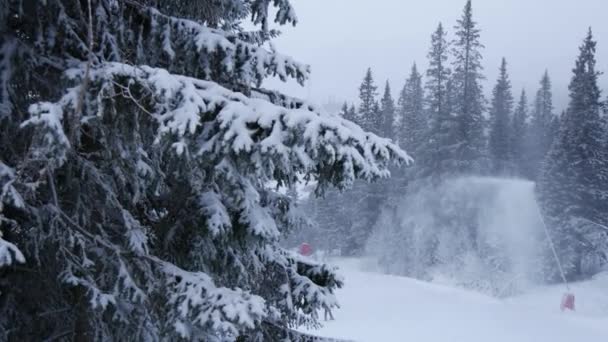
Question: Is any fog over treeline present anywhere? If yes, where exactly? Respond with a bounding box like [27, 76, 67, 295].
[268, 0, 608, 111]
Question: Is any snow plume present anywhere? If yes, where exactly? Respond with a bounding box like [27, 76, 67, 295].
[368, 177, 548, 297]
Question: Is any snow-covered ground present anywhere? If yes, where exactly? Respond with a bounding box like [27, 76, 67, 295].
[305, 258, 608, 342]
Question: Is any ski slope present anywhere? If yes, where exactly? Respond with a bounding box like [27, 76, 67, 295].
[306, 259, 608, 342]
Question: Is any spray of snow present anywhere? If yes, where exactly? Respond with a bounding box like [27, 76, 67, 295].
[368, 177, 548, 297]
[463, 177, 545, 289]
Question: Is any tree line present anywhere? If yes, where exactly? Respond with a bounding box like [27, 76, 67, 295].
[303, 0, 608, 282]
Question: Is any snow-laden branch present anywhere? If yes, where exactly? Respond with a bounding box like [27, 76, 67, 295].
[21, 99, 74, 168]
[0, 162, 24, 211]
[45, 202, 270, 339]
[0, 162, 25, 268]
[136, 3, 310, 86]
[75, 62, 410, 186]
[162, 260, 266, 339]
[288, 253, 342, 311]
[0, 237, 25, 268]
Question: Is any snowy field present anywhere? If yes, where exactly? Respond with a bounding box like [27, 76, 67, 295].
[305, 258, 608, 342]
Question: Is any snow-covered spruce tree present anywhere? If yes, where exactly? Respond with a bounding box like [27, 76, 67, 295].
[425, 23, 451, 123]
[348, 104, 357, 123]
[358, 68, 380, 133]
[397, 64, 426, 158]
[416, 23, 456, 179]
[0, 1, 409, 340]
[372, 101, 381, 127]
[380, 81, 396, 140]
[340, 101, 357, 123]
[488, 58, 514, 175]
[548, 112, 561, 147]
[522, 71, 555, 180]
[511, 89, 529, 176]
[451, 0, 487, 174]
[340, 102, 349, 118]
[538, 29, 608, 280]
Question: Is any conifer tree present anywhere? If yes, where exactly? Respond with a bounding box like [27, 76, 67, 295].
[523, 71, 555, 180]
[372, 101, 382, 131]
[349, 104, 358, 121]
[549, 112, 561, 145]
[488, 58, 514, 174]
[380, 81, 397, 139]
[418, 23, 459, 178]
[538, 29, 608, 279]
[0, 1, 408, 340]
[511, 89, 529, 175]
[426, 24, 451, 128]
[451, 0, 486, 173]
[341, 101, 357, 123]
[341, 102, 349, 117]
[358, 68, 380, 132]
[397, 64, 426, 156]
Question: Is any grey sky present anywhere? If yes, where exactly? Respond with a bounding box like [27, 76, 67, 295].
[265, 0, 608, 112]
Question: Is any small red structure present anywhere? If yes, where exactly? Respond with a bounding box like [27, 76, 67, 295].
[560, 293, 575, 311]
[299, 243, 313, 257]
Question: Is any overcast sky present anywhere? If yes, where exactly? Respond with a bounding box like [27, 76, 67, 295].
[264, 0, 608, 112]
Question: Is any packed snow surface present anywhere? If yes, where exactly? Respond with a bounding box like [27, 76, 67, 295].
[306, 258, 608, 342]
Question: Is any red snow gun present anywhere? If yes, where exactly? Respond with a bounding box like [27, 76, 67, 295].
[535, 201, 576, 312]
[560, 293, 575, 311]
[299, 242, 313, 257]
